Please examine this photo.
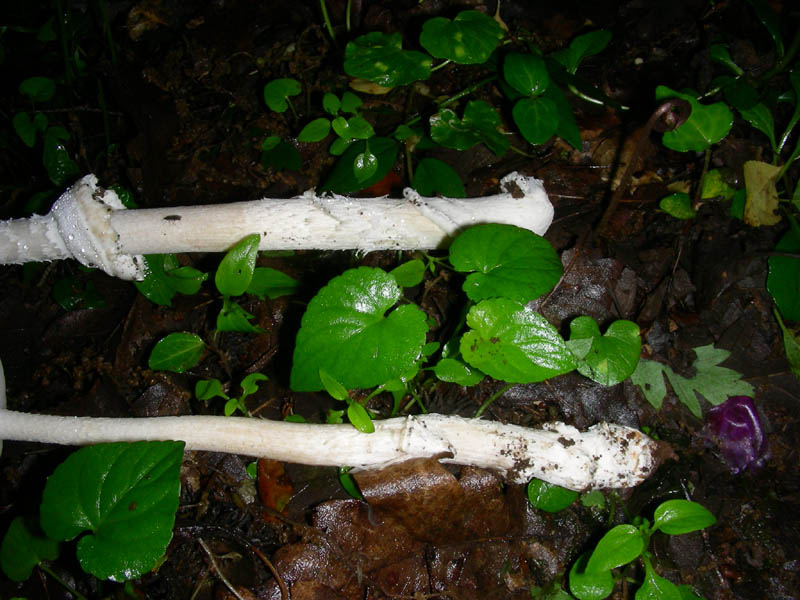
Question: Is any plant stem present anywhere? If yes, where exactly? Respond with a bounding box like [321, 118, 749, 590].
[319, 0, 335, 42]
[39, 563, 89, 600]
[473, 382, 513, 418]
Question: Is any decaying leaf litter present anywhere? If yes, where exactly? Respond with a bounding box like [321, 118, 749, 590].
[0, 1, 799, 599]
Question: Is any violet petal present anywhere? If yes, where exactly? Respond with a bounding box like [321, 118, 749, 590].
[706, 396, 767, 474]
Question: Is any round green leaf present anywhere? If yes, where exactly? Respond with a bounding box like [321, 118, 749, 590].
[419, 10, 504, 65]
[432, 357, 484, 386]
[569, 552, 615, 600]
[460, 298, 576, 383]
[449, 223, 563, 303]
[290, 267, 429, 391]
[655, 86, 733, 152]
[412, 158, 465, 198]
[390, 259, 426, 287]
[341, 91, 363, 114]
[767, 222, 800, 321]
[344, 32, 431, 87]
[322, 93, 340, 115]
[298, 118, 332, 142]
[429, 100, 509, 156]
[353, 148, 378, 182]
[19, 76, 56, 102]
[40, 441, 184, 582]
[585, 524, 645, 573]
[568, 316, 641, 386]
[148, 332, 206, 373]
[347, 402, 375, 433]
[513, 97, 559, 145]
[1, 517, 60, 582]
[659, 193, 697, 219]
[321, 137, 397, 194]
[504, 53, 550, 97]
[215, 233, 260, 296]
[527, 479, 579, 512]
[263, 78, 301, 113]
[346, 115, 375, 140]
[653, 500, 716, 535]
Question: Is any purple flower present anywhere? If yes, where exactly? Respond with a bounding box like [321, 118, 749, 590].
[706, 396, 767, 474]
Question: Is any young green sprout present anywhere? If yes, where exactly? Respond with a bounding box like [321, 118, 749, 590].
[0, 172, 554, 279]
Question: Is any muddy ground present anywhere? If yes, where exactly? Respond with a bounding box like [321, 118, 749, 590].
[1, 1, 798, 599]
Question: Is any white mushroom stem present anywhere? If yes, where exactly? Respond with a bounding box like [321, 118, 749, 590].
[0, 172, 554, 281]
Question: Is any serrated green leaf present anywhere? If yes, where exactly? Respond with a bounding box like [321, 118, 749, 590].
[586, 524, 645, 573]
[449, 223, 562, 303]
[148, 332, 205, 373]
[298, 118, 331, 142]
[429, 100, 509, 156]
[513, 96, 559, 145]
[569, 552, 615, 600]
[215, 234, 260, 296]
[660, 193, 697, 219]
[653, 500, 716, 535]
[412, 157, 465, 198]
[460, 298, 576, 383]
[630, 358, 668, 409]
[504, 53, 550, 97]
[568, 317, 641, 386]
[321, 137, 397, 193]
[550, 30, 612, 74]
[432, 357, 484, 386]
[527, 479, 578, 512]
[1, 517, 60, 582]
[656, 86, 733, 152]
[247, 267, 299, 299]
[195, 378, 228, 401]
[390, 259, 425, 287]
[419, 10, 503, 64]
[347, 402, 375, 433]
[40, 441, 184, 581]
[290, 267, 429, 391]
[344, 32, 431, 87]
[217, 297, 265, 333]
[19, 76, 56, 102]
[263, 78, 301, 112]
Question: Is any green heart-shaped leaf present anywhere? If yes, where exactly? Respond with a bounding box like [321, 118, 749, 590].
[656, 86, 733, 152]
[504, 53, 550, 97]
[449, 223, 562, 303]
[567, 316, 641, 386]
[344, 32, 431, 87]
[512, 96, 559, 145]
[419, 10, 504, 65]
[460, 298, 576, 383]
[291, 267, 429, 391]
[1, 517, 60, 582]
[263, 78, 301, 112]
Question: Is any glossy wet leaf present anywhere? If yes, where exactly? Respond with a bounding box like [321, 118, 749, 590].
[217, 297, 265, 333]
[339, 466, 363, 499]
[19, 76, 56, 102]
[429, 100, 509, 156]
[43, 127, 79, 186]
[637, 556, 682, 600]
[215, 234, 260, 296]
[550, 29, 612, 74]
[390, 259, 425, 287]
[247, 267, 299, 299]
[135, 254, 207, 306]
[569, 553, 614, 600]
[567, 317, 641, 386]
[260, 137, 302, 171]
[320, 369, 350, 401]
[527, 479, 578, 512]
[263, 78, 301, 112]
[347, 402, 375, 433]
[513, 96, 559, 145]
[460, 298, 576, 383]
[586, 524, 645, 573]
[148, 332, 205, 373]
[449, 223, 562, 303]
[432, 357, 484, 386]
[291, 267, 429, 391]
[321, 137, 397, 193]
[743, 160, 781, 226]
[660, 193, 697, 219]
[353, 146, 378, 182]
[40, 441, 184, 581]
[298, 118, 331, 142]
[420, 10, 503, 64]
[656, 86, 733, 152]
[1, 517, 60, 581]
[344, 32, 431, 87]
[412, 157, 465, 197]
[504, 53, 549, 97]
[653, 500, 716, 535]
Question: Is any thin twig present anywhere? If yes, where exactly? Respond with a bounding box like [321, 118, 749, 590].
[197, 537, 249, 600]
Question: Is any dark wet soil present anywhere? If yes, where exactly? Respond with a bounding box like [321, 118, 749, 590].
[1, 1, 799, 599]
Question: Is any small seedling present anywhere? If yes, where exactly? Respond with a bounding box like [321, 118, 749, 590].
[195, 372, 269, 417]
[319, 369, 374, 433]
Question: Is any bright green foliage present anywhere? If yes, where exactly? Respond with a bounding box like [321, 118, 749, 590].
[513, 97, 559, 145]
[655, 86, 733, 152]
[448, 223, 563, 303]
[339, 466, 363, 499]
[320, 368, 350, 401]
[40, 441, 184, 581]
[247, 267, 300, 299]
[504, 53, 550, 97]
[412, 157, 465, 197]
[432, 357, 484, 386]
[653, 500, 716, 535]
[630, 345, 754, 418]
[567, 317, 641, 386]
[460, 298, 576, 383]
[217, 297, 264, 333]
[659, 193, 697, 219]
[429, 100, 509, 156]
[1, 517, 60, 581]
[353, 143, 378, 182]
[321, 137, 397, 193]
[587, 525, 646, 572]
[390, 259, 425, 287]
[196, 373, 268, 416]
[135, 254, 207, 306]
[569, 553, 615, 600]
[550, 30, 612, 75]
[260, 136, 302, 171]
[263, 78, 301, 112]
[347, 402, 375, 433]
[527, 479, 578, 513]
[298, 117, 331, 142]
[419, 10, 504, 65]
[19, 76, 56, 102]
[319, 370, 375, 432]
[290, 267, 429, 391]
[215, 234, 260, 296]
[638, 555, 683, 600]
[148, 332, 206, 373]
[344, 32, 432, 87]
[767, 217, 800, 321]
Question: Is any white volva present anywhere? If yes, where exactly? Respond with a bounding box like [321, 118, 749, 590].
[0, 172, 554, 280]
